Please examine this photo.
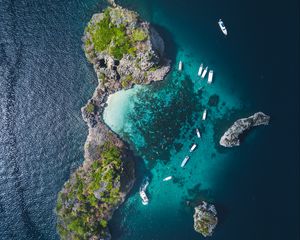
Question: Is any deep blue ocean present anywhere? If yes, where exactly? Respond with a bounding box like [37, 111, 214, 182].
[0, 0, 299, 240]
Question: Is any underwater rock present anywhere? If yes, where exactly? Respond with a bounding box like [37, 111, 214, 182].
[208, 94, 219, 107]
[220, 112, 270, 147]
[193, 201, 218, 237]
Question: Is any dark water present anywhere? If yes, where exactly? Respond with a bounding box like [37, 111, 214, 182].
[0, 0, 299, 240]
[0, 0, 103, 239]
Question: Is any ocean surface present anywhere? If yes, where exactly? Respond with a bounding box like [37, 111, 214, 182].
[0, 0, 299, 240]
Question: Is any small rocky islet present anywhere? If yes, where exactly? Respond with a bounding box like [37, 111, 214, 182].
[56, 3, 170, 240]
[220, 112, 270, 147]
[193, 201, 218, 237]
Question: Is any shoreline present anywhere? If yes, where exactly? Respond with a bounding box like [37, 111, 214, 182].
[102, 86, 141, 134]
[56, 3, 170, 239]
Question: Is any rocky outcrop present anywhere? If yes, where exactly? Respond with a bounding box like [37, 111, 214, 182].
[193, 201, 218, 237]
[56, 4, 170, 240]
[83, 6, 170, 91]
[220, 112, 270, 147]
[107, 0, 117, 7]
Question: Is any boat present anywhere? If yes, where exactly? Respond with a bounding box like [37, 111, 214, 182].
[202, 109, 207, 120]
[208, 70, 213, 84]
[139, 178, 149, 205]
[201, 67, 208, 78]
[198, 63, 203, 76]
[196, 128, 201, 138]
[181, 156, 190, 168]
[189, 143, 197, 152]
[163, 176, 172, 181]
[218, 19, 228, 35]
[178, 61, 183, 71]
[140, 191, 149, 205]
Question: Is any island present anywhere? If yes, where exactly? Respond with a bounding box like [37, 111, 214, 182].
[55, 3, 170, 240]
[220, 112, 270, 147]
[193, 201, 218, 237]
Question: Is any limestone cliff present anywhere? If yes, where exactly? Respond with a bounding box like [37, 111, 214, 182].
[56, 4, 170, 240]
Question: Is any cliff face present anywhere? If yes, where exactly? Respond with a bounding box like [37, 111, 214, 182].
[83, 6, 170, 92]
[56, 5, 170, 240]
[220, 112, 270, 147]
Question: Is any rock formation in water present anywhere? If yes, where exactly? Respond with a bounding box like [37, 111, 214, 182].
[56, 3, 170, 240]
[220, 112, 270, 147]
[193, 201, 218, 237]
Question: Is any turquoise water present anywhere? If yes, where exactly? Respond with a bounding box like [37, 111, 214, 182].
[104, 51, 242, 239]
[103, 10, 245, 238]
[103, 0, 299, 239]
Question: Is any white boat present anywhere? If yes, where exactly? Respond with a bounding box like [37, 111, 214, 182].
[201, 67, 208, 78]
[181, 156, 190, 168]
[208, 70, 213, 84]
[218, 19, 228, 35]
[139, 178, 149, 205]
[196, 128, 201, 138]
[198, 63, 203, 76]
[140, 191, 149, 205]
[189, 144, 197, 152]
[163, 176, 172, 181]
[202, 109, 207, 120]
[178, 61, 183, 71]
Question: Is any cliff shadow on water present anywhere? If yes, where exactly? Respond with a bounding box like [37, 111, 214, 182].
[108, 152, 149, 239]
[152, 24, 178, 63]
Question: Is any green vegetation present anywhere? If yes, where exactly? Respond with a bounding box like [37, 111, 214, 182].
[148, 65, 159, 72]
[100, 220, 107, 228]
[85, 8, 149, 60]
[85, 103, 95, 114]
[121, 75, 133, 88]
[132, 28, 147, 42]
[99, 73, 106, 83]
[84, 38, 92, 49]
[194, 212, 217, 237]
[56, 141, 124, 240]
[107, 25, 133, 60]
[88, 9, 112, 52]
[86, 9, 136, 60]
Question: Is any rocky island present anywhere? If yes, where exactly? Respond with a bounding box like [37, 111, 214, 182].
[220, 112, 270, 147]
[56, 3, 170, 240]
[193, 201, 218, 237]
